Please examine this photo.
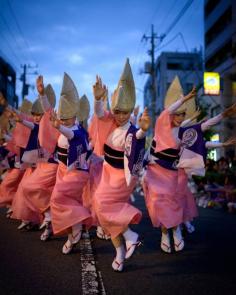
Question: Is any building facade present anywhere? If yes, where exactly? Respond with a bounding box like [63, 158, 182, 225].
[204, 0, 236, 159]
[143, 50, 203, 135]
[0, 57, 18, 114]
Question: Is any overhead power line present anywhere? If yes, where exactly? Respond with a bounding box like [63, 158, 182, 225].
[162, 0, 194, 39]
[6, 0, 38, 67]
[156, 32, 189, 52]
[0, 12, 28, 63]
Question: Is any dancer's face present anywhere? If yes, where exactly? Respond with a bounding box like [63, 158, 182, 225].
[113, 110, 131, 127]
[172, 112, 186, 127]
[32, 113, 43, 124]
[60, 117, 76, 127]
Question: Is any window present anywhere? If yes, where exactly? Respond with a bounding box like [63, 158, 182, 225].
[205, 7, 232, 46]
[167, 63, 183, 70]
[205, 40, 232, 70]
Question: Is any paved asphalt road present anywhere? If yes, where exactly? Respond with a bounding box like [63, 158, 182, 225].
[0, 196, 236, 295]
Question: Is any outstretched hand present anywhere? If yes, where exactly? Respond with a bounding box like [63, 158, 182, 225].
[36, 75, 45, 96]
[50, 109, 60, 129]
[138, 107, 151, 132]
[222, 102, 236, 118]
[223, 137, 236, 147]
[93, 75, 107, 100]
[183, 86, 196, 102]
[12, 111, 22, 123]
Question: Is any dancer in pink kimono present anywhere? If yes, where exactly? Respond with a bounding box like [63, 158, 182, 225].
[10, 97, 45, 229]
[143, 76, 196, 254]
[92, 59, 151, 272]
[20, 78, 59, 241]
[0, 134, 24, 216]
[88, 89, 111, 240]
[177, 102, 236, 232]
[49, 73, 92, 254]
[0, 99, 32, 217]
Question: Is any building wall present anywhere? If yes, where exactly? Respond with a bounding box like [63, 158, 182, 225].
[0, 57, 18, 114]
[204, 0, 236, 159]
[143, 51, 203, 134]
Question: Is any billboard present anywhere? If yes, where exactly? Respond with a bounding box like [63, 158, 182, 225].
[204, 72, 220, 95]
[210, 133, 220, 142]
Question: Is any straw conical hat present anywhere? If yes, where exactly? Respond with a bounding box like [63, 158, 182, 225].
[19, 98, 32, 115]
[32, 98, 44, 114]
[184, 96, 196, 120]
[111, 58, 136, 112]
[45, 84, 56, 108]
[164, 76, 196, 118]
[58, 73, 79, 119]
[164, 76, 184, 111]
[77, 94, 90, 122]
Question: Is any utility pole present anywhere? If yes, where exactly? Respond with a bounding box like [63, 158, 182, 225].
[20, 64, 28, 100]
[142, 24, 164, 130]
[20, 64, 38, 101]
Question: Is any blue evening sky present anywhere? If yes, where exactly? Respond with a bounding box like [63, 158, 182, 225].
[0, 0, 204, 111]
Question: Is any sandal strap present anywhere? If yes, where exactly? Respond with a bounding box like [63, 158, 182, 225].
[175, 239, 184, 248]
[72, 231, 81, 240]
[114, 260, 124, 267]
[161, 242, 171, 250]
[127, 241, 142, 252]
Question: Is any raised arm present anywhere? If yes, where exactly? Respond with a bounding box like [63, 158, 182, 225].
[12, 112, 34, 130]
[168, 86, 196, 114]
[201, 113, 223, 131]
[93, 75, 107, 118]
[206, 137, 236, 149]
[136, 107, 151, 139]
[202, 102, 236, 131]
[37, 75, 51, 112]
[50, 110, 74, 139]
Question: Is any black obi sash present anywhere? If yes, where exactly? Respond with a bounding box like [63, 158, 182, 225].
[57, 146, 68, 165]
[150, 140, 179, 171]
[104, 144, 124, 169]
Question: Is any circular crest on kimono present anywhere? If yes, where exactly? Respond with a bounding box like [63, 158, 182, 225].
[182, 128, 198, 147]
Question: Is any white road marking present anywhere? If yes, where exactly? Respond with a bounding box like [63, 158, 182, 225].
[80, 231, 106, 295]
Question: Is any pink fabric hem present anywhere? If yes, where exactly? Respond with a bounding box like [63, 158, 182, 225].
[50, 164, 92, 235]
[22, 162, 58, 214]
[143, 164, 183, 229]
[0, 168, 24, 207]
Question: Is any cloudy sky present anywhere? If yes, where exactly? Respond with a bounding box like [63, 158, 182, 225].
[0, 0, 204, 110]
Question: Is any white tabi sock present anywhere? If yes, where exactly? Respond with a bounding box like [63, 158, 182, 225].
[123, 227, 138, 243]
[115, 244, 126, 262]
[44, 210, 51, 222]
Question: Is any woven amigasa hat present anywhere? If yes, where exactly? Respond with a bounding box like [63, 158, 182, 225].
[58, 73, 79, 119]
[31, 98, 44, 115]
[19, 98, 32, 115]
[77, 94, 90, 122]
[111, 58, 136, 113]
[164, 76, 196, 119]
[45, 84, 56, 108]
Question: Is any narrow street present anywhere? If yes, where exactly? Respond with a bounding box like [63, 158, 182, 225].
[1, 196, 236, 295]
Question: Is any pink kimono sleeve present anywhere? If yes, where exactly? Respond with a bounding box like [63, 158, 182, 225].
[38, 109, 60, 154]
